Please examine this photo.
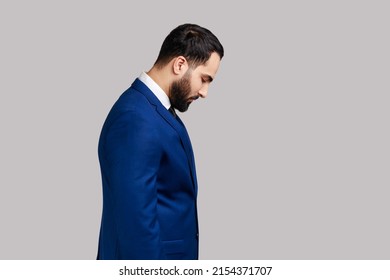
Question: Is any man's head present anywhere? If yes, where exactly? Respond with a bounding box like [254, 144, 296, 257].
[148, 23, 224, 112]
[154, 23, 224, 69]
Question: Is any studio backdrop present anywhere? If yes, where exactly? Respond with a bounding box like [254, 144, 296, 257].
[0, 0, 389, 259]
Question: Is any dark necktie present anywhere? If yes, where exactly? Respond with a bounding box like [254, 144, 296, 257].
[168, 106, 176, 118]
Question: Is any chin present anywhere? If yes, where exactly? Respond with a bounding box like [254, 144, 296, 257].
[178, 107, 189, 113]
[177, 104, 190, 113]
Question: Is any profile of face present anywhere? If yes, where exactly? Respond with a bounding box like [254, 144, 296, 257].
[169, 52, 221, 112]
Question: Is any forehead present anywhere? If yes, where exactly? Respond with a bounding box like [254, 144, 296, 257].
[194, 52, 221, 78]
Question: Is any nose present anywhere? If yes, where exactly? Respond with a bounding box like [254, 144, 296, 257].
[198, 84, 209, 98]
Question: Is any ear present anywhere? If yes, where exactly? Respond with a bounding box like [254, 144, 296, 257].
[172, 56, 189, 76]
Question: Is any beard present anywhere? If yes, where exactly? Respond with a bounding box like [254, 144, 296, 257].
[169, 72, 195, 112]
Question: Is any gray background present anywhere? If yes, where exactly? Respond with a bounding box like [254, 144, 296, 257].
[1, 0, 389, 259]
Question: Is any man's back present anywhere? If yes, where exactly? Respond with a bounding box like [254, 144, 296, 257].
[97, 79, 199, 260]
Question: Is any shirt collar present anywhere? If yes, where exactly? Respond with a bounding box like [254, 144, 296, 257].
[138, 72, 171, 109]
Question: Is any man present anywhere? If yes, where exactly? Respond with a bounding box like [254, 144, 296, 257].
[97, 23, 224, 260]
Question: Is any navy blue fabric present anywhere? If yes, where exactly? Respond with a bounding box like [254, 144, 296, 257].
[97, 79, 199, 260]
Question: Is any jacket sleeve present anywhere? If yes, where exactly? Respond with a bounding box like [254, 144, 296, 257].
[101, 109, 164, 259]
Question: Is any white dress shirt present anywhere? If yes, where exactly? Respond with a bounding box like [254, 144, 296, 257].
[138, 72, 171, 110]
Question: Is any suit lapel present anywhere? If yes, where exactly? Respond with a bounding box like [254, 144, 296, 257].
[131, 79, 198, 193]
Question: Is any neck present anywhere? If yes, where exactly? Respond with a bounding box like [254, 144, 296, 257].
[146, 67, 171, 98]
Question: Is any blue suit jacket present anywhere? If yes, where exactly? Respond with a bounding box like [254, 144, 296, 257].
[97, 79, 199, 260]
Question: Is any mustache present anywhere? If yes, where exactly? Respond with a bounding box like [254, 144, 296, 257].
[190, 95, 200, 101]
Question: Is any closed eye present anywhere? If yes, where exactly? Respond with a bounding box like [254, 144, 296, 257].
[202, 75, 213, 83]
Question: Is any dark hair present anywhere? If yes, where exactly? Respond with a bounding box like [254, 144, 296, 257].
[154, 23, 224, 68]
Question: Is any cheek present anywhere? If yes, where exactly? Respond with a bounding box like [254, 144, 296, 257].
[191, 79, 202, 92]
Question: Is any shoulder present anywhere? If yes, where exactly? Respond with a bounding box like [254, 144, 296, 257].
[103, 87, 156, 127]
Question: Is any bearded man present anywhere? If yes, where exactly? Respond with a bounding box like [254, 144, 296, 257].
[96, 23, 224, 260]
